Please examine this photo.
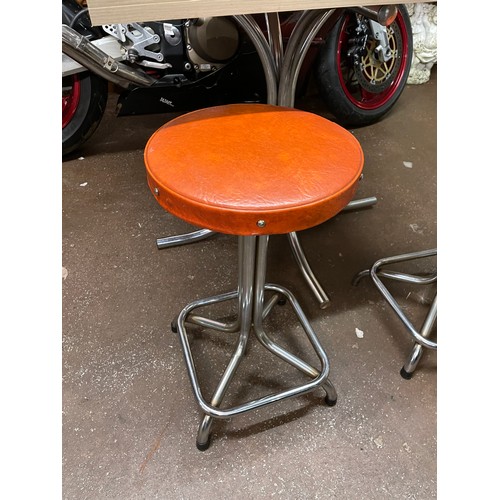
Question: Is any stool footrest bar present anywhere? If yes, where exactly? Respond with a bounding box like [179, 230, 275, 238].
[353, 248, 437, 377]
[176, 284, 333, 420]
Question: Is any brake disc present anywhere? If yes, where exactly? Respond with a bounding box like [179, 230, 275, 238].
[354, 22, 403, 93]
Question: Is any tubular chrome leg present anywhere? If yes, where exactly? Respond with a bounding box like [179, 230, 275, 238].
[353, 249, 437, 348]
[273, 8, 380, 309]
[253, 236, 337, 404]
[277, 11, 338, 310]
[156, 228, 215, 249]
[342, 196, 378, 212]
[185, 291, 240, 332]
[174, 234, 336, 450]
[262, 289, 337, 402]
[185, 238, 250, 334]
[262, 283, 337, 404]
[195, 236, 256, 450]
[287, 232, 331, 309]
[287, 197, 380, 310]
[400, 294, 437, 379]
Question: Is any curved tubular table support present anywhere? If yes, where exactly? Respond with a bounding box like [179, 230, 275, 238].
[154, 9, 378, 308]
[233, 15, 278, 105]
[277, 9, 334, 107]
[264, 13, 284, 69]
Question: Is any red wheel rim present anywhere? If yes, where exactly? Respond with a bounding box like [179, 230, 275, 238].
[336, 12, 409, 110]
[62, 74, 81, 128]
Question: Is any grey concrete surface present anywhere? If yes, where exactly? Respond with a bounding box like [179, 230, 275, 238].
[62, 68, 437, 499]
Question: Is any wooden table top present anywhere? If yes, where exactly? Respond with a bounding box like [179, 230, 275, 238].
[86, 0, 424, 26]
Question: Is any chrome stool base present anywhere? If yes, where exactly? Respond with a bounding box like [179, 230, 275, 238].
[173, 235, 336, 450]
[353, 249, 437, 378]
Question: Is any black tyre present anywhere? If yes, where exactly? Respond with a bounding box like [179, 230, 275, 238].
[316, 5, 413, 127]
[62, 71, 108, 156]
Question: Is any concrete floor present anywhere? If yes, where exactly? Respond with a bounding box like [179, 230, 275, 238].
[62, 68, 437, 499]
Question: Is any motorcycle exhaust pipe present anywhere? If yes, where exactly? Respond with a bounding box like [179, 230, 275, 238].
[351, 5, 398, 26]
[62, 25, 156, 88]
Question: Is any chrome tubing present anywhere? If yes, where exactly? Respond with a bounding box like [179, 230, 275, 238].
[401, 294, 437, 378]
[352, 248, 437, 378]
[264, 13, 284, 71]
[177, 240, 327, 422]
[62, 25, 156, 88]
[174, 234, 336, 451]
[342, 196, 378, 212]
[369, 249, 437, 350]
[253, 237, 337, 403]
[233, 15, 278, 104]
[278, 9, 334, 107]
[156, 228, 214, 249]
[353, 268, 436, 287]
[287, 232, 330, 309]
[196, 236, 256, 448]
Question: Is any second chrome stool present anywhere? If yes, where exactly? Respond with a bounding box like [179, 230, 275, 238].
[144, 104, 364, 450]
[353, 249, 437, 379]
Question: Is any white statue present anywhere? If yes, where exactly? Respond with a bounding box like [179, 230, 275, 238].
[406, 3, 438, 84]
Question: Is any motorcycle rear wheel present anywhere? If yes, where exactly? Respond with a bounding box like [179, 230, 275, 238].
[62, 71, 108, 156]
[316, 5, 412, 127]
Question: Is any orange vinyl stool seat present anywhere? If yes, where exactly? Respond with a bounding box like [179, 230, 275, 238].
[145, 104, 363, 235]
[144, 104, 364, 450]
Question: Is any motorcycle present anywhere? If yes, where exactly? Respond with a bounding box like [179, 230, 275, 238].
[62, 1, 413, 157]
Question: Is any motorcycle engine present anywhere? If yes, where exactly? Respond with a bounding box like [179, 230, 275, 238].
[102, 17, 239, 75]
[185, 17, 240, 72]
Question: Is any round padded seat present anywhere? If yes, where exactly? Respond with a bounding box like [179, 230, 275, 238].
[144, 104, 364, 235]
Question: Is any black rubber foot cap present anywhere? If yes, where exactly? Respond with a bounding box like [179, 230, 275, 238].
[400, 367, 413, 380]
[325, 396, 337, 407]
[196, 439, 211, 451]
[171, 320, 178, 333]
